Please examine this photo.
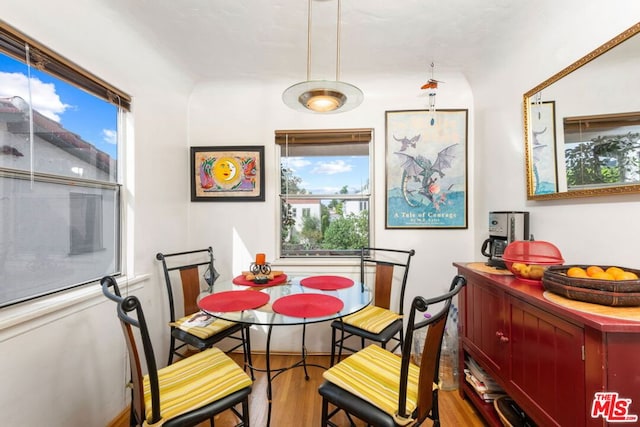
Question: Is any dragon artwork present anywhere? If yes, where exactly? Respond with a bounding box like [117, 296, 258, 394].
[393, 134, 420, 151]
[394, 140, 458, 209]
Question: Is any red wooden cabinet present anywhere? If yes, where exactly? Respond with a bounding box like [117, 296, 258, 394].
[461, 273, 509, 380]
[456, 262, 640, 427]
[509, 296, 585, 426]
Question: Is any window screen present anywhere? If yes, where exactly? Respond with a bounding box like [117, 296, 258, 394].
[0, 21, 129, 307]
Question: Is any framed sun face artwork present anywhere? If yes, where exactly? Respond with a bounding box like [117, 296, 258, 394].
[385, 109, 468, 229]
[190, 146, 265, 202]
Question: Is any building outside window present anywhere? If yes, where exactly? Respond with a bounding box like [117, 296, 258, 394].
[69, 193, 104, 255]
[277, 129, 372, 257]
[0, 23, 130, 307]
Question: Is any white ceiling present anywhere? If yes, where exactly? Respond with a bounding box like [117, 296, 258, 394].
[103, 0, 535, 84]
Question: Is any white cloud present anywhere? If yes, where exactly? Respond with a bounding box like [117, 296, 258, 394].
[311, 160, 352, 175]
[103, 129, 117, 145]
[319, 186, 342, 193]
[0, 71, 69, 122]
[284, 157, 311, 171]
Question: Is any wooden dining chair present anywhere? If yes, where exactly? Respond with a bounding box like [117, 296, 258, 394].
[330, 247, 415, 365]
[319, 275, 466, 427]
[156, 247, 253, 377]
[101, 276, 252, 427]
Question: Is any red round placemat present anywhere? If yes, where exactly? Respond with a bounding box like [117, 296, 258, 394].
[272, 294, 344, 318]
[232, 274, 288, 287]
[199, 290, 269, 312]
[300, 275, 354, 290]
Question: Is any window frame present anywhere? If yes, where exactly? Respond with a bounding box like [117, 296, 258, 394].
[0, 23, 131, 111]
[276, 128, 374, 258]
[0, 21, 130, 308]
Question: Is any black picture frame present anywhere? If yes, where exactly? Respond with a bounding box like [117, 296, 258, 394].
[190, 145, 265, 202]
[385, 109, 468, 229]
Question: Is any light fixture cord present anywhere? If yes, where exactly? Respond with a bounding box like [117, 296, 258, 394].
[336, 0, 341, 81]
[306, 0, 312, 81]
[305, 0, 342, 82]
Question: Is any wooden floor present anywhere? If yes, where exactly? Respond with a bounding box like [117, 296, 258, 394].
[211, 353, 485, 427]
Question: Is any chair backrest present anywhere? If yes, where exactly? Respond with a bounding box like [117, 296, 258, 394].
[156, 247, 217, 322]
[359, 247, 415, 313]
[397, 275, 466, 424]
[101, 275, 162, 426]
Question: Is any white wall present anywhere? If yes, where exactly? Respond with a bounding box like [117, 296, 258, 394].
[187, 72, 476, 352]
[0, 1, 194, 425]
[468, 2, 640, 267]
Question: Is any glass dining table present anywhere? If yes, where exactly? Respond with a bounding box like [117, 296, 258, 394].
[197, 274, 372, 427]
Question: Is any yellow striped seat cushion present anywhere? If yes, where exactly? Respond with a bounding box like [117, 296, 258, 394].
[170, 314, 236, 340]
[323, 344, 419, 423]
[342, 305, 402, 334]
[143, 347, 252, 425]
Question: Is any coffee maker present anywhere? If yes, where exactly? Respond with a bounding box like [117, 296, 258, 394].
[481, 211, 530, 268]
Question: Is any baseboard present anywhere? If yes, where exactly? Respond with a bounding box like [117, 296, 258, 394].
[107, 406, 129, 427]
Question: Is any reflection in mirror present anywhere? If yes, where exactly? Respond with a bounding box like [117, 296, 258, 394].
[563, 113, 640, 191]
[524, 22, 640, 200]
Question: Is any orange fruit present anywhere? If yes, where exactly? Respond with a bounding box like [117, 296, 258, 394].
[586, 266, 605, 277]
[606, 266, 625, 278]
[529, 265, 546, 280]
[590, 271, 615, 280]
[616, 271, 639, 281]
[567, 267, 588, 278]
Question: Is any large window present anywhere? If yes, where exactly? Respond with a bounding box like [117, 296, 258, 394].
[277, 129, 372, 257]
[0, 22, 131, 307]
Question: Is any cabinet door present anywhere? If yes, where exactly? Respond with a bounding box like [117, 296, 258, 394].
[510, 296, 585, 427]
[462, 277, 509, 378]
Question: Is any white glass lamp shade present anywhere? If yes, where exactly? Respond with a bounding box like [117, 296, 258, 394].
[283, 80, 363, 113]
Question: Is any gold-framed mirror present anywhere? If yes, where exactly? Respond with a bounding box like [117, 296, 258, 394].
[523, 22, 640, 200]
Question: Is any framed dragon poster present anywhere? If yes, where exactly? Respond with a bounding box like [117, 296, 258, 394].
[385, 109, 468, 229]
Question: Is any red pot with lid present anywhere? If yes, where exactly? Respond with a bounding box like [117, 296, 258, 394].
[502, 240, 564, 284]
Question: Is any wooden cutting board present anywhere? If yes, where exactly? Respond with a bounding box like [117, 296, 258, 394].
[543, 291, 640, 322]
[465, 262, 513, 276]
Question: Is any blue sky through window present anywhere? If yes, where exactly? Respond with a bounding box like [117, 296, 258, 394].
[283, 155, 369, 195]
[0, 52, 117, 158]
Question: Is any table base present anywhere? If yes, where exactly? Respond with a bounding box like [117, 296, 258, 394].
[248, 323, 328, 427]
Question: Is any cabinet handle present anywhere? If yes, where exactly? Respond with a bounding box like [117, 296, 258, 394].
[495, 331, 510, 343]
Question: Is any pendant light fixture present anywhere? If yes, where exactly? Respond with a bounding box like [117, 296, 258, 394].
[283, 0, 363, 114]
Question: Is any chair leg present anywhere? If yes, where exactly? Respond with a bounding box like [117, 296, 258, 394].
[128, 392, 137, 427]
[321, 396, 329, 426]
[330, 326, 337, 366]
[345, 412, 358, 427]
[431, 389, 440, 427]
[243, 326, 255, 380]
[168, 335, 177, 365]
[242, 396, 250, 427]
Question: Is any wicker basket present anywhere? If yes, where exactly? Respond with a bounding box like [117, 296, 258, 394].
[543, 265, 640, 307]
